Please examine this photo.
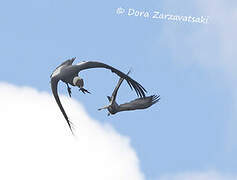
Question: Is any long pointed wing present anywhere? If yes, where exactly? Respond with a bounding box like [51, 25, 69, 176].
[111, 70, 131, 103]
[51, 77, 74, 134]
[119, 95, 160, 111]
[68, 61, 147, 98]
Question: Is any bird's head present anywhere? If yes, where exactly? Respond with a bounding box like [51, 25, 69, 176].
[73, 76, 84, 88]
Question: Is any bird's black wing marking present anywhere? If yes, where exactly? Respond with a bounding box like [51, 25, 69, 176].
[51, 77, 74, 134]
[70, 61, 147, 98]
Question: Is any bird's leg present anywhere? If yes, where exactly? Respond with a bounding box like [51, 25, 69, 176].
[107, 112, 111, 116]
[79, 87, 91, 94]
[66, 83, 72, 97]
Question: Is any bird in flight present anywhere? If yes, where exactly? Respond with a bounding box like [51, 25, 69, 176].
[98, 70, 159, 116]
[50, 58, 147, 133]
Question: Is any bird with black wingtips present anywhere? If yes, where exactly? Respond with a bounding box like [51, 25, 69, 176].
[98, 70, 159, 116]
[50, 58, 147, 133]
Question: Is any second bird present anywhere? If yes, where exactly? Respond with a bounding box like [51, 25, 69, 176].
[50, 58, 147, 133]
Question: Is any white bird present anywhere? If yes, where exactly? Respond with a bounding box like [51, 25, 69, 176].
[50, 58, 147, 133]
[98, 70, 159, 116]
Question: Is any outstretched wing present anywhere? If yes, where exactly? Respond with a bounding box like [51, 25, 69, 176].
[68, 61, 147, 98]
[51, 77, 74, 134]
[119, 95, 160, 111]
[111, 70, 131, 103]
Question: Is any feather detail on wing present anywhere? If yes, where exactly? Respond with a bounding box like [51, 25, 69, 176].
[118, 95, 160, 111]
[70, 61, 147, 98]
[111, 70, 131, 103]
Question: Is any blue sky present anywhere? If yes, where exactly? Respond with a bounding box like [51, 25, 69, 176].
[0, 0, 236, 179]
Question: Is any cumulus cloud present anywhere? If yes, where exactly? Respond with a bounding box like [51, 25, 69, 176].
[0, 82, 144, 180]
[158, 171, 237, 180]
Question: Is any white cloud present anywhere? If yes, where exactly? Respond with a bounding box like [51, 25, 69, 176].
[158, 171, 237, 180]
[0, 82, 144, 180]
